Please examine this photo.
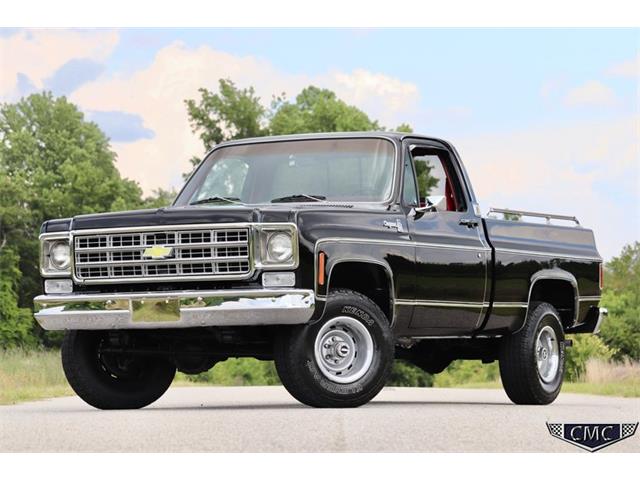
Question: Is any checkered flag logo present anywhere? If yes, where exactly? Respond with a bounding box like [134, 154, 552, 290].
[622, 423, 638, 438]
[547, 423, 563, 437]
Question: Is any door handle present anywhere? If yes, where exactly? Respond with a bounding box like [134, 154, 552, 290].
[459, 218, 479, 228]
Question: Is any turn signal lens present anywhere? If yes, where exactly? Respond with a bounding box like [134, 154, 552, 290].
[318, 251, 326, 286]
[599, 263, 604, 291]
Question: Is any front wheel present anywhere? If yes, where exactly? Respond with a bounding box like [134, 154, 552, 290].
[499, 302, 566, 405]
[274, 289, 394, 408]
[61, 331, 176, 410]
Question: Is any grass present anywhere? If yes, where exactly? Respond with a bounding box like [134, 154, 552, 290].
[443, 359, 640, 398]
[1, 350, 638, 405]
[0, 349, 72, 405]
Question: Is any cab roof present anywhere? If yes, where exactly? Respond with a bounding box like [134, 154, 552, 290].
[213, 131, 451, 149]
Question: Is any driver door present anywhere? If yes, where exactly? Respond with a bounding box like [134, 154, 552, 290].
[403, 143, 490, 335]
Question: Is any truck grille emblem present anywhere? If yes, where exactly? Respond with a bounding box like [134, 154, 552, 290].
[143, 246, 174, 260]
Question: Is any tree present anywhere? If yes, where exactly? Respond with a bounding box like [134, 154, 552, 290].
[599, 242, 640, 360]
[502, 212, 522, 221]
[185, 79, 267, 150]
[142, 188, 178, 209]
[184, 80, 410, 176]
[269, 86, 380, 135]
[0, 93, 145, 345]
[184, 79, 267, 178]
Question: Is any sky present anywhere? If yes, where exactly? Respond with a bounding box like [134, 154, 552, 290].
[0, 28, 638, 259]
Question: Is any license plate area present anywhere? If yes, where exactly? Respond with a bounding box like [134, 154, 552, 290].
[131, 298, 180, 323]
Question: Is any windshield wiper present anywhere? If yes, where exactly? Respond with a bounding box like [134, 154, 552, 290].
[270, 194, 327, 203]
[190, 195, 244, 206]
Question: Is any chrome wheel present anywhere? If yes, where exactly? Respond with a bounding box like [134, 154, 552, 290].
[536, 325, 559, 383]
[314, 316, 375, 384]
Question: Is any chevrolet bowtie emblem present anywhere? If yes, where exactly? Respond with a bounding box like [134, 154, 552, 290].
[142, 245, 174, 260]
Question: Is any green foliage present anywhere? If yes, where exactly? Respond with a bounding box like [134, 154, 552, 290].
[178, 358, 280, 386]
[502, 212, 522, 221]
[0, 248, 36, 348]
[433, 360, 499, 387]
[414, 158, 439, 198]
[269, 86, 380, 135]
[185, 81, 397, 169]
[565, 334, 614, 381]
[142, 188, 177, 209]
[599, 242, 640, 360]
[0, 92, 146, 346]
[185, 79, 267, 151]
[394, 123, 413, 133]
[387, 360, 433, 387]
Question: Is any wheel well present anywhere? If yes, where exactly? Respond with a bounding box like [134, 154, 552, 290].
[328, 261, 392, 322]
[529, 279, 576, 328]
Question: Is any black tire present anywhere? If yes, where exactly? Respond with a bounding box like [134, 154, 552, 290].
[61, 330, 176, 410]
[274, 289, 394, 408]
[499, 302, 566, 405]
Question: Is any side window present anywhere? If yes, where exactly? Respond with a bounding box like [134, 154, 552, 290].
[192, 157, 249, 202]
[402, 156, 419, 206]
[410, 147, 466, 212]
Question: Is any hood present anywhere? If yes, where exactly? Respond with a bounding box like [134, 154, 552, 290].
[68, 205, 296, 231]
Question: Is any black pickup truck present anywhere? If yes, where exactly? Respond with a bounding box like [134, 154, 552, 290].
[34, 132, 605, 409]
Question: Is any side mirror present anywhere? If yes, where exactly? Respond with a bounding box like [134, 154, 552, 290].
[414, 195, 446, 213]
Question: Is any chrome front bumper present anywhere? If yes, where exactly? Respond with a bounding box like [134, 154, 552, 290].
[34, 289, 315, 331]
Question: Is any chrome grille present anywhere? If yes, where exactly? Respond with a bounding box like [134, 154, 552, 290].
[73, 227, 251, 282]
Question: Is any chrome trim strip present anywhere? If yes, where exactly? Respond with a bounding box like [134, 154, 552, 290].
[492, 302, 529, 308]
[517, 270, 580, 334]
[578, 296, 602, 302]
[395, 300, 486, 308]
[317, 257, 396, 325]
[594, 307, 607, 334]
[313, 236, 490, 299]
[394, 300, 527, 308]
[405, 335, 503, 339]
[494, 247, 601, 262]
[315, 237, 490, 252]
[34, 288, 315, 331]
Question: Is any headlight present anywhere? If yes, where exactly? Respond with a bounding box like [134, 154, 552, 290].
[267, 233, 293, 263]
[50, 241, 71, 269]
[254, 225, 298, 269]
[40, 236, 71, 276]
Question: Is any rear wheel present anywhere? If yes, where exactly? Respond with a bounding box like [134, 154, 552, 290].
[61, 330, 176, 410]
[274, 289, 394, 408]
[499, 302, 565, 405]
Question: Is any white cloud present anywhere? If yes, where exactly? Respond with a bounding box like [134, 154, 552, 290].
[70, 41, 419, 193]
[0, 29, 119, 99]
[564, 80, 617, 107]
[455, 115, 640, 259]
[329, 68, 419, 124]
[606, 55, 640, 78]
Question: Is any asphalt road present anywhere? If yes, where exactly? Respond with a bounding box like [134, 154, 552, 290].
[1, 386, 638, 452]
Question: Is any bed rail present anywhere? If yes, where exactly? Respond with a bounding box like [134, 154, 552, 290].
[488, 208, 580, 226]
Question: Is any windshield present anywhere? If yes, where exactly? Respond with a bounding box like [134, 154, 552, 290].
[174, 138, 396, 206]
